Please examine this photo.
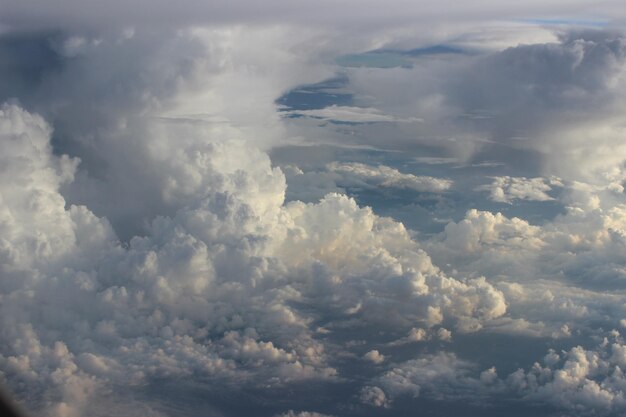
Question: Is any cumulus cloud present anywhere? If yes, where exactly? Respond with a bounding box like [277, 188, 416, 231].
[281, 161, 452, 203]
[436, 187, 626, 287]
[0, 103, 508, 416]
[364, 331, 626, 414]
[386, 327, 432, 346]
[503, 339, 626, 413]
[363, 350, 385, 364]
[326, 162, 452, 192]
[0, 26, 336, 239]
[2, 6, 626, 417]
[364, 352, 488, 405]
[477, 176, 560, 203]
[360, 385, 390, 408]
[422, 179, 626, 341]
[0, 103, 327, 415]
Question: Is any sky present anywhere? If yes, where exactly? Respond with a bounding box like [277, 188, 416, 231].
[2, 1, 626, 417]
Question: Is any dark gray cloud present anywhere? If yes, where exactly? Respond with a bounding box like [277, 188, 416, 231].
[447, 30, 626, 149]
[280, 30, 626, 181]
[0, 0, 612, 32]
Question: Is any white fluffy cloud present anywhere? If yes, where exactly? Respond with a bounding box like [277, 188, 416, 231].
[477, 176, 560, 203]
[282, 161, 452, 203]
[0, 103, 509, 416]
[7, 91, 626, 414]
[504, 336, 626, 413]
[363, 350, 385, 364]
[2, 10, 626, 417]
[364, 352, 485, 404]
[326, 162, 452, 192]
[363, 331, 626, 415]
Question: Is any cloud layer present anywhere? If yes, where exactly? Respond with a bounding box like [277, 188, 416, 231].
[1, 9, 626, 417]
[0, 102, 507, 416]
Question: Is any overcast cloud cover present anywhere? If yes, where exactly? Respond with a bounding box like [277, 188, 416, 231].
[2, 1, 626, 416]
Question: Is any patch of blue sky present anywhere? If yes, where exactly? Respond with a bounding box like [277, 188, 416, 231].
[276, 75, 352, 111]
[397, 44, 467, 57]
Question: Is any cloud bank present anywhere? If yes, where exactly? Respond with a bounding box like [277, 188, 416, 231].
[1, 6, 626, 417]
[0, 102, 506, 416]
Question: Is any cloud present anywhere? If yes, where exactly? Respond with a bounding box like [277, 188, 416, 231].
[0, 103, 329, 415]
[502, 332, 626, 413]
[285, 30, 626, 182]
[1, 0, 616, 34]
[422, 181, 626, 340]
[0, 26, 337, 239]
[275, 412, 335, 417]
[2, 10, 626, 417]
[506, 344, 623, 412]
[365, 352, 488, 405]
[283, 105, 422, 124]
[477, 176, 560, 203]
[427, 180, 626, 291]
[363, 350, 385, 364]
[360, 385, 390, 407]
[0, 103, 510, 416]
[326, 162, 452, 192]
[364, 331, 626, 414]
[280, 161, 452, 204]
[448, 31, 626, 179]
